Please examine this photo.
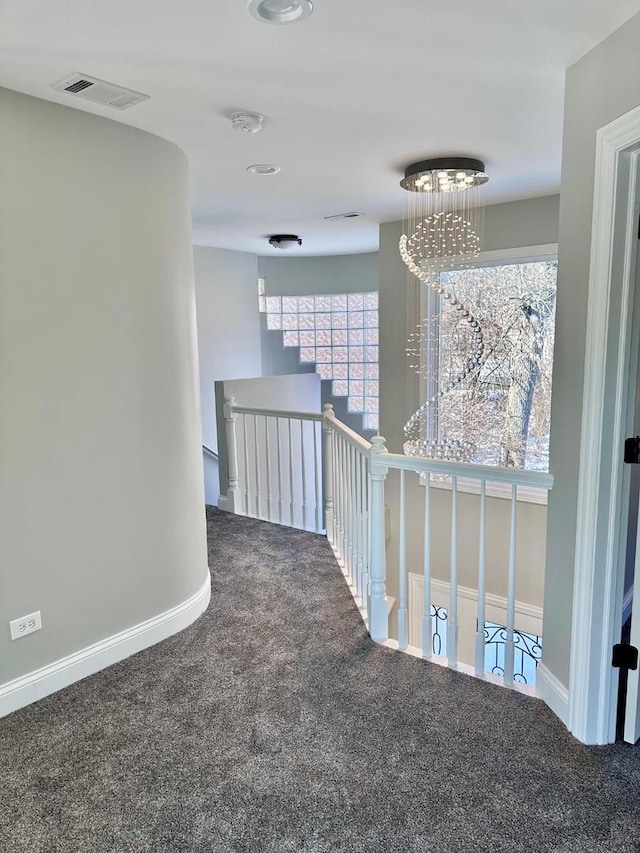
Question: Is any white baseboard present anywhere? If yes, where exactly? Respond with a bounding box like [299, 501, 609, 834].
[0, 572, 211, 719]
[536, 662, 570, 727]
[217, 495, 231, 512]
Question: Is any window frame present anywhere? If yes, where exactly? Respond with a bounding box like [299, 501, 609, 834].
[417, 243, 558, 505]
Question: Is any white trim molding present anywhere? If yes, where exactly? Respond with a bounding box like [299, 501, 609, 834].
[217, 495, 232, 512]
[420, 473, 548, 505]
[537, 663, 570, 727]
[569, 103, 640, 745]
[0, 572, 211, 719]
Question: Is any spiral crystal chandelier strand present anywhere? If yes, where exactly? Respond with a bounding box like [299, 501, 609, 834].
[399, 157, 489, 461]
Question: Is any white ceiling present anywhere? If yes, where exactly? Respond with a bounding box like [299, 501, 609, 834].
[2, 0, 639, 256]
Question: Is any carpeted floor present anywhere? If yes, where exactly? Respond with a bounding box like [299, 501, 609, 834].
[2, 509, 640, 852]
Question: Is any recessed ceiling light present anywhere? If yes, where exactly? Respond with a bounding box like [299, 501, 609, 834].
[248, 0, 313, 25]
[246, 164, 281, 176]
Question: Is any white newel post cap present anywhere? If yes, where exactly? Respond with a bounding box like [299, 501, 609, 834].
[371, 435, 388, 454]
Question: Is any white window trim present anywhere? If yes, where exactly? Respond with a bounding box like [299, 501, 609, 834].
[417, 243, 559, 506]
[419, 473, 548, 505]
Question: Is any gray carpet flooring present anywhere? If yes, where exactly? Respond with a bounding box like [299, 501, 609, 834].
[2, 508, 640, 852]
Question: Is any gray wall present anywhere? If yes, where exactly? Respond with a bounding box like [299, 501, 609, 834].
[544, 11, 640, 689]
[258, 252, 378, 434]
[194, 246, 262, 504]
[0, 88, 209, 689]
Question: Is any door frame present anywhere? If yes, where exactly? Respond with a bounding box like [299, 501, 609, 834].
[569, 105, 640, 745]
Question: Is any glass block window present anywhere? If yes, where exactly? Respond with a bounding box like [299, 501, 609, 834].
[264, 290, 379, 432]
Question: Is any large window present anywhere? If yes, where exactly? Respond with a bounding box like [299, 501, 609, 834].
[424, 253, 557, 471]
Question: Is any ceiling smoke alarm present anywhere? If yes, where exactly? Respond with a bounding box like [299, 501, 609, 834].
[248, 0, 313, 24]
[269, 234, 302, 250]
[230, 111, 264, 133]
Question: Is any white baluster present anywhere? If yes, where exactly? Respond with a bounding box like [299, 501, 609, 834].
[355, 448, 363, 603]
[422, 472, 432, 659]
[398, 468, 408, 651]
[288, 417, 295, 526]
[299, 420, 307, 531]
[504, 484, 518, 687]
[332, 429, 338, 548]
[337, 435, 344, 564]
[369, 435, 389, 642]
[346, 443, 354, 583]
[361, 454, 370, 617]
[475, 479, 487, 676]
[223, 398, 241, 513]
[344, 438, 351, 572]
[276, 418, 284, 525]
[314, 421, 322, 533]
[242, 413, 250, 516]
[448, 475, 459, 668]
[254, 414, 261, 518]
[322, 405, 334, 542]
[265, 417, 272, 523]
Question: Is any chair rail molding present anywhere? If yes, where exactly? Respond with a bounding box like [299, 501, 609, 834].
[569, 103, 640, 745]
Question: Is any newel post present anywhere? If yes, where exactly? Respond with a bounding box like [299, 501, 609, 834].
[369, 435, 389, 642]
[223, 397, 241, 513]
[322, 403, 335, 542]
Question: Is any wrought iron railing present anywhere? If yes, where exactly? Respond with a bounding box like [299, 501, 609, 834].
[483, 622, 542, 686]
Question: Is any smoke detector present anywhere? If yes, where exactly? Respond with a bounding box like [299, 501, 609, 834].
[269, 234, 302, 250]
[248, 0, 313, 24]
[230, 111, 264, 133]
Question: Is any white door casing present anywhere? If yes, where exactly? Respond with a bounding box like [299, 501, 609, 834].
[570, 106, 640, 745]
[624, 235, 640, 744]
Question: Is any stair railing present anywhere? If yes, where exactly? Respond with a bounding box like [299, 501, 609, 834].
[222, 397, 324, 532]
[222, 398, 554, 691]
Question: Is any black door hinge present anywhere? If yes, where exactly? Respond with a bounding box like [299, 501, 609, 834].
[624, 436, 640, 464]
[612, 643, 639, 670]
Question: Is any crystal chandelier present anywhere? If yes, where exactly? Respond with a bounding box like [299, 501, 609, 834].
[400, 157, 489, 461]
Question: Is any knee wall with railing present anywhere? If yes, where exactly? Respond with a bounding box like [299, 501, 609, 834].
[220, 398, 553, 693]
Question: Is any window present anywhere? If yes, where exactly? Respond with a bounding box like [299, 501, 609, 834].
[418, 248, 557, 472]
[263, 291, 379, 431]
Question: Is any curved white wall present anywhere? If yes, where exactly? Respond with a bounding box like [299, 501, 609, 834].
[0, 88, 209, 708]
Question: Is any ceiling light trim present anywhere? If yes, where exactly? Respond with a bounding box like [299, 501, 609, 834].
[248, 0, 313, 25]
[246, 164, 281, 176]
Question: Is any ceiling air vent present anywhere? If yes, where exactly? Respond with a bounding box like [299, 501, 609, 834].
[324, 212, 365, 222]
[51, 74, 150, 110]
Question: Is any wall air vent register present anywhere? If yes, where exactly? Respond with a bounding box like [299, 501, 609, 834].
[52, 74, 150, 110]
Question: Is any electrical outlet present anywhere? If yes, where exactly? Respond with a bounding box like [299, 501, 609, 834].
[9, 610, 42, 641]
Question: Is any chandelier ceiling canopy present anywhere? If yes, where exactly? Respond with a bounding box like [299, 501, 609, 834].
[400, 157, 488, 194]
